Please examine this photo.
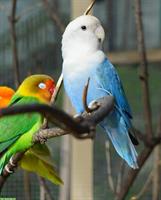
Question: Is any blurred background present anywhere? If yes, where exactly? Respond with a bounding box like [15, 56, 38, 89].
[0, 0, 161, 199]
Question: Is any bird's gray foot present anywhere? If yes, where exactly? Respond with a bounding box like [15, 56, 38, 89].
[88, 100, 100, 112]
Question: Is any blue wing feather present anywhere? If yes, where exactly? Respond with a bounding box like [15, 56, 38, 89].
[97, 58, 132, 118]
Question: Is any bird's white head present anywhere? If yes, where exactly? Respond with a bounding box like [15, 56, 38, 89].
[62, 15, 105, 60]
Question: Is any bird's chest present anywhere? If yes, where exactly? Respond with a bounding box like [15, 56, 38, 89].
[63, 62, 104, 113]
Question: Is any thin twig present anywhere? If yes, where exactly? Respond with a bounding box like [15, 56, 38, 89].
[9, 0, 20, 88]
[43, 73, 63, 127]
[0, 152, 25, 191]
[82, 78, 100, 113]
[117, 111, 161, 200]
[116, 2, 155, 199]
[51, 73, 63, 104]
[42, 0, 65, 33]
[115, 160, 125, 197]
[132, 169, 153, 200]
[9, 1, 31, 197]
[17, 2, 42, 20]
[132, 150, 161, 200]
[38, 177, 54, 200]
[83, 78, 91, 113]
[134, 0, 153, 141]
[105, 140, 115, 193]
[117, 142, 160, 200]
[84, 0, 96, 15]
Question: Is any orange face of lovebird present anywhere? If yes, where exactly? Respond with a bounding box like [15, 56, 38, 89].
[0, 87, 15, 108]
[16, 74, 56, 103]
[38, 78, 55, 102]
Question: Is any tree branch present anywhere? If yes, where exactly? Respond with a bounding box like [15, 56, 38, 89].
[0, 152, 25, 190]
[134, 0, 153, 141]
[115, 160, 124, 198]
[105, 140, 115, 193]
[131, 171, 152, 200]
[0, 96, 114, 136]
[42, 0, 65, 33]
[50, 74, 63, 104]
[116, 2, 159, 199]
[0, 96, 114, 189]
[117, 112, 161, 199]
[9, 0, 20, 88]
[117, 138, 161, 200]
[38, 176, 54, 200]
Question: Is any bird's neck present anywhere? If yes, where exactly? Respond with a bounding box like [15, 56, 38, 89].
[62, 49, 105, 78]
[62, 38, 103, 62]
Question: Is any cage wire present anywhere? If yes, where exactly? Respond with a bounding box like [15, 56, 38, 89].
[0, 0, 161, 199]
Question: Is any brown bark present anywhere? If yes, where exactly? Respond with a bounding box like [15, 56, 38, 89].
[9, 0, 20, 87]
[134, 0, 153, 141]
[0, 96, 114, 190]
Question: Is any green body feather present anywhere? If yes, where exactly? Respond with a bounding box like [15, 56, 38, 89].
[0, 94, 43, 174]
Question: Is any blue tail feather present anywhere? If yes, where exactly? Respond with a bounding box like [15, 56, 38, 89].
[101, 116, 138, 169]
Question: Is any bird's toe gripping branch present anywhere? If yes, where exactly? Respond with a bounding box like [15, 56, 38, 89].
[4, 166, 13, 174]
[88, 100, 100, 111]
[73, 112, 96, 139]
[9, 157, 16, 167]
[4, 156, 18, 175]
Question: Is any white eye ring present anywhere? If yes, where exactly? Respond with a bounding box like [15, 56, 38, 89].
[38, 83, 46, 89]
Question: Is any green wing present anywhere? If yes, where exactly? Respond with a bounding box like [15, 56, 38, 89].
[0, 95, 43, 153]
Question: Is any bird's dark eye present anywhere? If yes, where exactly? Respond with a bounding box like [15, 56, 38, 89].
[81, 25, 87, 30]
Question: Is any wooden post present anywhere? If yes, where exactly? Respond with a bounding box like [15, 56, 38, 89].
[59, 1, 93, 199]
[70, 1, 93, 200]
[59, 96, 72, 200]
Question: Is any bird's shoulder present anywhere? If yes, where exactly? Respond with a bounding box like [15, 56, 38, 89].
[9, 93, 41, 105]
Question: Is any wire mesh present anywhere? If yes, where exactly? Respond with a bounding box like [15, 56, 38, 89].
[0, 0, 160, 199]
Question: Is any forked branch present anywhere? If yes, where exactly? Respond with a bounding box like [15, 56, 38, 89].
[0, 95, 114, 190]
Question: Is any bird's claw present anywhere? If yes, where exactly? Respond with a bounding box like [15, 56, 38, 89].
[39, 137, 47, 144]
[5, 165, 13, 174]
[88, 100, 100, 112]
[9, 157, 16, 167]
[37, 135, 47, 144]
[73, 114, 84, 122]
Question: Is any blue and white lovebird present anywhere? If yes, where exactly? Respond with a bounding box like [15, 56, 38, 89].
[62, 15, 139, 169]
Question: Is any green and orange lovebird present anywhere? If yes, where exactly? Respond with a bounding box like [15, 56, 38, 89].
[0, 75, 62, 184]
